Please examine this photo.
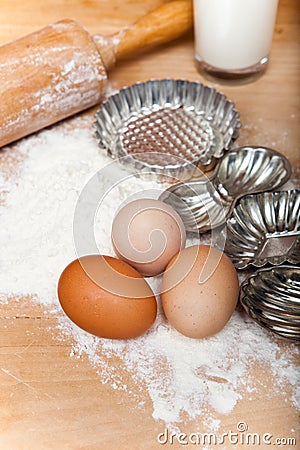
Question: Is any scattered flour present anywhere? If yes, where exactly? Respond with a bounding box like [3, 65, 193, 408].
[0, 115, 299, 432]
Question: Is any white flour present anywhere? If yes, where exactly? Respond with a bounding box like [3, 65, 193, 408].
[0, 115, 299, 432]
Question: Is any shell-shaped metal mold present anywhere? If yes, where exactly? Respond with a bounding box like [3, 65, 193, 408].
[222, 189, 300, 269]
[159, 146, 291, 232]
[94, 79, 241, 178]
[214, 146, 291, 199]
[240, 266, 300, 340]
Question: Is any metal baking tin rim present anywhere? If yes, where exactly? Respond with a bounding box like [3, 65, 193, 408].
[94, 78, 242, 178]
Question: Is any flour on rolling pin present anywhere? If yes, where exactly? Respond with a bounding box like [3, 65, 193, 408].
[0, 20, 107, 147]
[0, 0, 193, 148]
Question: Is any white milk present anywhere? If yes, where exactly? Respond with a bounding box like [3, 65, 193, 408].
[194, 0, 279, 71]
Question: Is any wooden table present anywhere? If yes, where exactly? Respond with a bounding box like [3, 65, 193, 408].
[0, 1, 299, 449]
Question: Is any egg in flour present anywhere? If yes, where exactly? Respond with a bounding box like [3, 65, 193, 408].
[57, 255, 157, 339]
[111, 198, 186, 277]
[161, 245, 239, 338]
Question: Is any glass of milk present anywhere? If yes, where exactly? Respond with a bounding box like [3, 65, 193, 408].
[193, 0, 279, 79]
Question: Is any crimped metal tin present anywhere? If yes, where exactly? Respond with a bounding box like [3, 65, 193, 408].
[94, 79, 241, 178]
[240, 265, 300, 340]
[159, 146, 291, 232]
[223, 189, 300, 269]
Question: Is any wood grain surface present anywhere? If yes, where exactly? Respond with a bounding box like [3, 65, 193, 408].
[0, 1, 299, 449]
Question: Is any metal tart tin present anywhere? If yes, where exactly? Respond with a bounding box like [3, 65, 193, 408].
[222, 189, 300, 269]
[94, 79, 241, 179]
[159, 146, 291, 232]
[240, 265, 300, 341]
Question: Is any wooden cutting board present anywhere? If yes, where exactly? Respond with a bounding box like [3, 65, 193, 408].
[0, 1, 299, 449]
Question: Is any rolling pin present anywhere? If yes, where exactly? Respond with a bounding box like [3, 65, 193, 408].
[0, 0, 193, 148]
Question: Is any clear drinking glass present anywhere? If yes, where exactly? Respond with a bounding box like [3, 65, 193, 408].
[193, 0, 279, 80]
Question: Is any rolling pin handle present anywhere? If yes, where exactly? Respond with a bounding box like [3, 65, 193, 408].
[93, 0, 193, 70]
[114, 0, 193, 61]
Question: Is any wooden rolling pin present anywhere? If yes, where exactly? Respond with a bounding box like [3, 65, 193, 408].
[0, 0, 193, 148]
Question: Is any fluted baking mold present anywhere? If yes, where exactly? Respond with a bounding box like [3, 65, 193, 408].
[94, 79, 241, 179]
[240, 265, 300, 340]
[222, 189, 300, 269]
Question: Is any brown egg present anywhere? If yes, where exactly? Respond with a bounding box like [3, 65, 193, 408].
[161, 245, 239, 338]
[111, 199, 186, 277]
[57, 255, 157, 339]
